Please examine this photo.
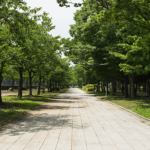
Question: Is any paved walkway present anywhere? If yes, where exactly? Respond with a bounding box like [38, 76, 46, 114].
[1, 88, 150, 150]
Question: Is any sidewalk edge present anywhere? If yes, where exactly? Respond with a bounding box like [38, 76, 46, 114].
[97, 96, 150, 123]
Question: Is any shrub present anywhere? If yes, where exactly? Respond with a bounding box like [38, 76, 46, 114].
[86, 87, 95, 91]
[86, 84, 95, 88]
[37, 86, 46, 89]
[9, 87, 12, 91]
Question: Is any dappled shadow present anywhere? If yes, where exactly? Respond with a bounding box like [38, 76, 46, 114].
[0, 88, 91, 137]
[46, 99, 77, 103]
[53, 97, 80, 100]
[0, 112, 89, 137]
[79, 94, 96, 97]
[33, 105, 85, 110]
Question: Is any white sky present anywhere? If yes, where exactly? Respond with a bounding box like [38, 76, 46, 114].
[24, 0, 81, 38]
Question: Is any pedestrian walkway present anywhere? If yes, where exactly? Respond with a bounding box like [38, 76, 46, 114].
[0, 88, 150, 150]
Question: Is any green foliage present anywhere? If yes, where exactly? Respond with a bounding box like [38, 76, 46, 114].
[0, 0, 74, 103]
[8, 87, 12, 91]
[86, 84, 95, 88]
[61, 0, 150, 92]
[86, 87, 95, 91]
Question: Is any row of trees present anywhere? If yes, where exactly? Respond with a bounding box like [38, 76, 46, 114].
[61, 0, 150, 98]
[0, 0, 73, 105]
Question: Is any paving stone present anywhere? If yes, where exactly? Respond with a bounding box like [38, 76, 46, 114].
[102, 146, 118, 150]
[40, 144, 56, 150]
[0, 88, 150, 150]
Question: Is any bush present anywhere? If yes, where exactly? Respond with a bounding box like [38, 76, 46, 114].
[86, 87, 95, 91]
[37, 86, 46, 89]
[9, 87, 12, 91]
[86, 84, 95, 88]
[17, 86, 27, 90]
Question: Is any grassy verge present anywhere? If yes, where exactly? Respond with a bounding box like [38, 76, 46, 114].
[81, 87, 150, 120]
[0, 88, 69, 127]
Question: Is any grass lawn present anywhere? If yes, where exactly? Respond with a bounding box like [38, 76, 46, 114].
[81, 88, 150, 120]
[0, 88, 69, 127]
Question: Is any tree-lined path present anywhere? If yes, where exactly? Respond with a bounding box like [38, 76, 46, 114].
[0, 88, 150, 150]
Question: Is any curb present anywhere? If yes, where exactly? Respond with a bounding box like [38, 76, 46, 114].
[97, 96, 150, 123]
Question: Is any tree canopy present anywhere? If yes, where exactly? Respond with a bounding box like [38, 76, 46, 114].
[0, 0, 74, 105]
[61, 0, 150, 98]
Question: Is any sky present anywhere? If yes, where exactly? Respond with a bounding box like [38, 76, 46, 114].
[24, 0, 81, 38]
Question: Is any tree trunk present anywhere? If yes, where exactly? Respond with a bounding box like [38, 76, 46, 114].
[124, 76, 128, 98]
[114, 81, 116, 92]
[53, 82, 54, 91]
[18, 67, 23, 98]
[129, 73, 135, 98]
[38, 75, 41, 95]
[117, 81, 122, 90]
[148, 81, 150, 95]
[58, 83, 60, 91]
[50, 80, 52, 92]
[129, 75, 131, 97]
[43, 78, 45, 93]
[102, 82, 105, 92]
[55, 82, 57, 91]
[12, 79, 14, 91]
[29, 71, 32, 96]
[111, 81, 115, 95]
[26, 80, 28, 89]
[146, 81, 149, 94]
[47, 81, 50, 92]
[135, 84, 138, 96]
[121, 82, 124, 95]
[97, 81, 100, 93]
[143, 84, 146, 93]
[0, 71, 3, 105]
[0, 61, 4, 105]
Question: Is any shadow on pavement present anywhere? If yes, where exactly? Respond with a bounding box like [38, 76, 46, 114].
[0, 88, 90, 138]
[0, 111, 89, 137]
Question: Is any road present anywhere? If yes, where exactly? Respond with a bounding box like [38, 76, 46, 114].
[0, 88, 150, 150]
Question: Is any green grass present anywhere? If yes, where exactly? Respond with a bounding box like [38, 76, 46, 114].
[0, 88, 69, 127]
[104, 97, 150, 119]
[81, 87, 150, 120]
